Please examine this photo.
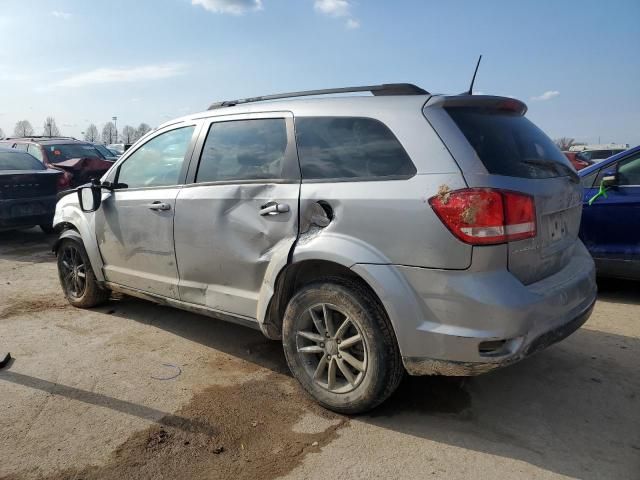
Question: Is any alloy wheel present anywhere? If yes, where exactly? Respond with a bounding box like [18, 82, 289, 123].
[295, 303, 368, 394]
[59, 245, 87, 299]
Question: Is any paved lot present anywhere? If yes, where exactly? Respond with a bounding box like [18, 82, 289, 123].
[0, 228, 638, 480]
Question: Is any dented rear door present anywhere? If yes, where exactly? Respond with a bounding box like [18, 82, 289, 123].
[173, 112, 300, 319]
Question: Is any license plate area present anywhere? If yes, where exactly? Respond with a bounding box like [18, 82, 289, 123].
[11, 202, 45, 217]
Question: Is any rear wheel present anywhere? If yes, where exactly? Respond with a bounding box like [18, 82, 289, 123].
[57, 238, 109, 308]
[282, 278, 404, 414]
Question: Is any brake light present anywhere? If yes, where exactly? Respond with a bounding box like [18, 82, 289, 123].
[429, 188, 536, 245]
[56, 172, 71, 191]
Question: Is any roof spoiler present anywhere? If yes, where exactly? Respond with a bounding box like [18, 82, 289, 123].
[208, 83, 429, 110]
[426, 95, 528, 115]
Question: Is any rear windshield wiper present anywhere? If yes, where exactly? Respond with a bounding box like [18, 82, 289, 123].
[522, 158, 579, 183]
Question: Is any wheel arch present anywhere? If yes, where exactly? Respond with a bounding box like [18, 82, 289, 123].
[52, 204, 105, 282]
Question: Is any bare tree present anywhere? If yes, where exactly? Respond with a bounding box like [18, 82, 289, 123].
[554, 137, 576, 151]
[14, 120, 35, 137]
[0, 127, 4, 139]
[102, 122, 117, 144]
[121, 125, 137, 144]
[135, 122, 152, 141]
[84, 124, 100, 142]
[43, 116, 61, 137]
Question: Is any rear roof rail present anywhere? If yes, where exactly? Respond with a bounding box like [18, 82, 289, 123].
[3, 136, 77, 141]
[208, 83, 429, 110]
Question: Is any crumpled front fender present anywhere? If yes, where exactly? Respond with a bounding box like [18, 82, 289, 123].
[52, 195, 104, 282]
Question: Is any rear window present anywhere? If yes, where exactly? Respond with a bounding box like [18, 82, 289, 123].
[0, 151, 46, 170]
[446, 107, 575, 179]
[46, 144, 103, 163]
[295, 117, 416, 180]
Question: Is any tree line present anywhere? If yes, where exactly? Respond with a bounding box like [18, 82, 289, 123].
[1, 117, 152, 145]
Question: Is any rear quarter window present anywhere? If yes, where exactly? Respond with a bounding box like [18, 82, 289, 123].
[295, 117, 416, 181]
[446, 107, 575, 179]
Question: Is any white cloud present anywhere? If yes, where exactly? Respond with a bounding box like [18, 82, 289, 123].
[51, 11, 72, 20]
[346, 18, 360, 29]
[530, 90, 560, 101]
[54, 63, 187, 88]
[314, 0, 351, 17]
[192, 0, 262, 15]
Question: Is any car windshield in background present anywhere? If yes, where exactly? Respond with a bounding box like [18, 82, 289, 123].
[0, 151, 46, 170]
[46, 144, 103, 163]
[446, 107, 575, 179]
[94, 144, 115, 158]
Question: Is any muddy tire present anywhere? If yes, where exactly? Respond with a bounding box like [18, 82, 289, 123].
[57, 238, 109, 308]
[282, 277, 404, 414]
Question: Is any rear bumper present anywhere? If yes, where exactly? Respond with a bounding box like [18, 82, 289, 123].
[352, 241, 597, 376]
[402, 298, 594, 375]
[0, 196, 57, 228]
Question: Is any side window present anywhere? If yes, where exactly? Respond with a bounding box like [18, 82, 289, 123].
[617, 154, 640, 186]
[117, 126, 195, 188]
[196, 119, 288, 183]
[581, 170, 598, 188]
[295, 117, 416, 180]
[27, 144, 44, 162]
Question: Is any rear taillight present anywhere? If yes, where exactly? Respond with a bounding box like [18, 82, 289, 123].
[429, 188, 536, 245]
[57, 172, 71, 191]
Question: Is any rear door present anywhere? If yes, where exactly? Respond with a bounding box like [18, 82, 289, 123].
[581, 151, 640, 276]
[425, 97, 582, 285]
[173, 113, 300, 319]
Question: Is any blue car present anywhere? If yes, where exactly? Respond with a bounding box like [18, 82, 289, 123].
[579, 145, 640, 280]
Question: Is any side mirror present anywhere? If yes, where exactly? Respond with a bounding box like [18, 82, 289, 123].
[78, 185, 102, 213]
[602, 174, 617, 188]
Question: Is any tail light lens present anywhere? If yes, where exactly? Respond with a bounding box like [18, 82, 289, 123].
[57, 172, 71, 191]
[429, 188, 536, 245]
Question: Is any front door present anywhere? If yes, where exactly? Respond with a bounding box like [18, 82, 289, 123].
[96, 125, 198, 298]
[174, 113, 300, 319]
[581, 150, 640, 276]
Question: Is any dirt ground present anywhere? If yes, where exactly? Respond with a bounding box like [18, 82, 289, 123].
[0, 228, 638, 480]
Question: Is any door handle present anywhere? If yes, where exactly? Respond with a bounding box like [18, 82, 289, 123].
[260, 202, 290, 216]
[146, 201, 171, 211]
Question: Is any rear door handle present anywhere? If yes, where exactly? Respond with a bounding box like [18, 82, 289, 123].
[146, 201, 171, 211]
[260, 202, 290, 216]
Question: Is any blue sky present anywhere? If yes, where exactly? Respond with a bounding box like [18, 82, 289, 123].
[1, 0, 638, 145]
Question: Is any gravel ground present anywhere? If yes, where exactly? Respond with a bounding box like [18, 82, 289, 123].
[0, 228, 638, 480]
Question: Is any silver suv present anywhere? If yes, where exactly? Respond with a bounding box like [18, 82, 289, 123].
[53, 84, 597, 413]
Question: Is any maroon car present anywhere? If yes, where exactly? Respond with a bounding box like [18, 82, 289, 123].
[0, 137, 113, 189]
[563, 151, 592, 171]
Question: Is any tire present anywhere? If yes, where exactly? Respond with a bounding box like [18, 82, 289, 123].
[57, 237, 110, 308]
[40, 223, 55, 234]
[282, 277, 404, 414]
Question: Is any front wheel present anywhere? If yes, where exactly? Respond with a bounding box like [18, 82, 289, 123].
[282, 278, 404, 414]
[57, 238, 109, 308]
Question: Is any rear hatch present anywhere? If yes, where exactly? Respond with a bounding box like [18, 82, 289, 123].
[0, 170, 60, 199]
[425, 96, 582, 284]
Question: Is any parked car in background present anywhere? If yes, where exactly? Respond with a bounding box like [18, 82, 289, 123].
[579, 145, 640, 280]
[563, 151, 593, 170]
[575, 148, 627, 164]
[0, 137, 113, 188]
[0, 147, 62, 232]
[107, 143, 132, 155]
[92, 143, 119, 161]
[53, 85, 596, 413]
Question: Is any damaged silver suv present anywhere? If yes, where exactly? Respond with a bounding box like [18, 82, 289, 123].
[53, 84, 597, 413]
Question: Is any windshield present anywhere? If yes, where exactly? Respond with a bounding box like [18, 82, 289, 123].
[446, 107, 575, 179]
[0, 151, 46, 170]
[45, 144, 103, 163]
[94, 144, 115, 158]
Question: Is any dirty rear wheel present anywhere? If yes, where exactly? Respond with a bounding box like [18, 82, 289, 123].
[57, 238, 109, 308]
[282, 278, 404, 414]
